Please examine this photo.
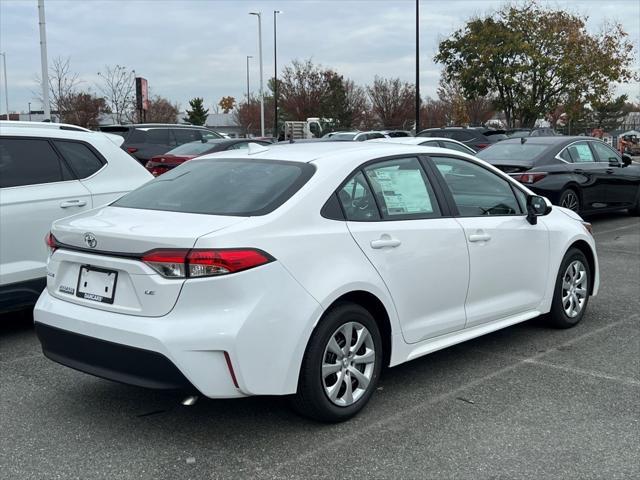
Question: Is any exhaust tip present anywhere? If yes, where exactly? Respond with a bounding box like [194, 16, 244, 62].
[181, 395, 199, 406]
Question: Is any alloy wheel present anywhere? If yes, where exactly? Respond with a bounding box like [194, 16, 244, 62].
[561, 191, 579, 212]
[322, 322, 375, 407]
[561, 260, 588, 318]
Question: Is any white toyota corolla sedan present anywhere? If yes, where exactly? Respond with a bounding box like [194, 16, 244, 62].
[34, 142, 598, 422]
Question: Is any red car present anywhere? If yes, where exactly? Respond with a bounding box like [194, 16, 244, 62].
[145, 139, 271, 176]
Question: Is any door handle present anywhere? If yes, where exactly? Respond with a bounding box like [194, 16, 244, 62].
[370, 235, 401, 249]
[469, 233, 491, 242]
[60, 199, 87, 208]
[606, 169, 615, 174]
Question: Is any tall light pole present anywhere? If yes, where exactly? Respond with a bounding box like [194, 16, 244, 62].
[415, 0, 420, 134]
[273, 10, 282, 138]
[0, 52, 8, 118]
[38, 0, 50, 121]
[28, 102, 32, 121]
[246, 55, 253, 104]
[249, 12, 264, 137]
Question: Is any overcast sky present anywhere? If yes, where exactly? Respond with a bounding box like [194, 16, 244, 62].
[1, 0, 639, 114]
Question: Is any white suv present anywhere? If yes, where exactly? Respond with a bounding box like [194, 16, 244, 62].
[0, 122, 152, 312]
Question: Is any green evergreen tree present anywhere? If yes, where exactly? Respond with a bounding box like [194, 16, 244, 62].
[183, 97, 209, 126]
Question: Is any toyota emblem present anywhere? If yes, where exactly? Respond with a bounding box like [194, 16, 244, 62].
[84, 233, 97, 249]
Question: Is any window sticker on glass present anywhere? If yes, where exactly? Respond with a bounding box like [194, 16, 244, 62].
[573, 143, 594, 162]
[367, 168, 433, 215]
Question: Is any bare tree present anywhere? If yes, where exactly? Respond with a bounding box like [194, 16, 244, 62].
[367, 77, 415, 129]
[63, 91, 109, 128]
[34, 56, 81, 121]
[97, 65, 136, 124]
[344, 79, 372, 129]
[146, 96, 179, 123]
[420, 97, 448, 129]
[437, 75, 494, 126]
[234, 95, 273, 136]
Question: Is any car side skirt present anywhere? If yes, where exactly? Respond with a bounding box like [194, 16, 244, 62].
[390, 309, 542, 366]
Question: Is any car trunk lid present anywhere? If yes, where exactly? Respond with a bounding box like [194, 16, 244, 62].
[48, 207, 247, 316]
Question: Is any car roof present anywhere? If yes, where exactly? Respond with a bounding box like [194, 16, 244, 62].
[0, 120, 91, 132]
[100, 123, 212, 129]
[1, 124, 109, 140]
[371, 137, 453, 145]
[496, 136, 583, 146]
[195, 140, 470, 165]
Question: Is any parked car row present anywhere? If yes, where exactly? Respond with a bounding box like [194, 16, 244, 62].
[0, 120, 636, 423]
[0, 122, 152, 312]
[476, 136, 640, 215]
[98, 123, 222, 164]
[32, 139, 599, 422]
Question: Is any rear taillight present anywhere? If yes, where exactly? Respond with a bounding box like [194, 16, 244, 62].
[510, 172, 548, 184]
[148, 166, 170, 176]
[126, 147, 138, 154]
[45, 232, 58, 254]
[475, 143, 489, 149]
[141, 249, 188, 278]
[141, 248, 273, 278]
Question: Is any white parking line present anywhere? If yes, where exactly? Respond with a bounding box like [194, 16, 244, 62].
[269, 314, 639, 475]
[521, 358, 640, 387]
[593, 223, 640, 236]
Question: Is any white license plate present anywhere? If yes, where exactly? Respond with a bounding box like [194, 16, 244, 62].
[76, 266, 118, 304]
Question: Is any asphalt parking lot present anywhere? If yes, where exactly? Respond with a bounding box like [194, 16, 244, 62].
[1, 213, 638, 480]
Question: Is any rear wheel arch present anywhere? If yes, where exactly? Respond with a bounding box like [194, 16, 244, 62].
[559, 185, 582, 211]
[320, 291, 392, 368]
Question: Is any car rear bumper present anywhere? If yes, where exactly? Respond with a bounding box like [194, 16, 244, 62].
[35, 322, 195, 391]
[34, 262, 323, 398]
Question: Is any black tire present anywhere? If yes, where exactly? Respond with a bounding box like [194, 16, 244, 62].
[292, 302, 383, 422]
[628, 189, 640, 216]
[547, 248, 591, 329]
[559, 188, 581, 213]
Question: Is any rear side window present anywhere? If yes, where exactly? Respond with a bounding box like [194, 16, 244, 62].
[53, 141, 104, 178]
[364, 157, 441, 219]
[145, 129, 172, 145]
[173, 129, 203, 145]
[418, 130, 450, 138]
[0, 138, 74, 188]
[432, 156, 521, 216]
[450, 131, 476, 141]
[566, 142, 595, 163]
[114, 159, 314, 216]
[338, 172, 380, 221]
[441, 140, 474, 154]
[128, 129, 146, 143]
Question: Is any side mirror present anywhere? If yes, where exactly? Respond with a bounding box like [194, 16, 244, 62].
[526, 195, 552, 225]
[622, 154, 632, 167]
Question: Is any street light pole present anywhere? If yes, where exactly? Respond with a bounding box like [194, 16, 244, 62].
[0, 52, 8, 118]
[415, 0, 420, 134]
[38, 0, 51, 121]
[273, 10, 282, 139]
[28, 102, 32, 121]
[246, 55, 253, 104]
[249, 12, 264, 137]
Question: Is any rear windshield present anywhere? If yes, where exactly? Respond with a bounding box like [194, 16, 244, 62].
[113, 159, 314, 216]
[484, 131, 508, 142]
[167, 140, 225, 156]
[99, 126, 129, 138]
[330, 133, 356, 141]
[477, 142, 549, 162]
